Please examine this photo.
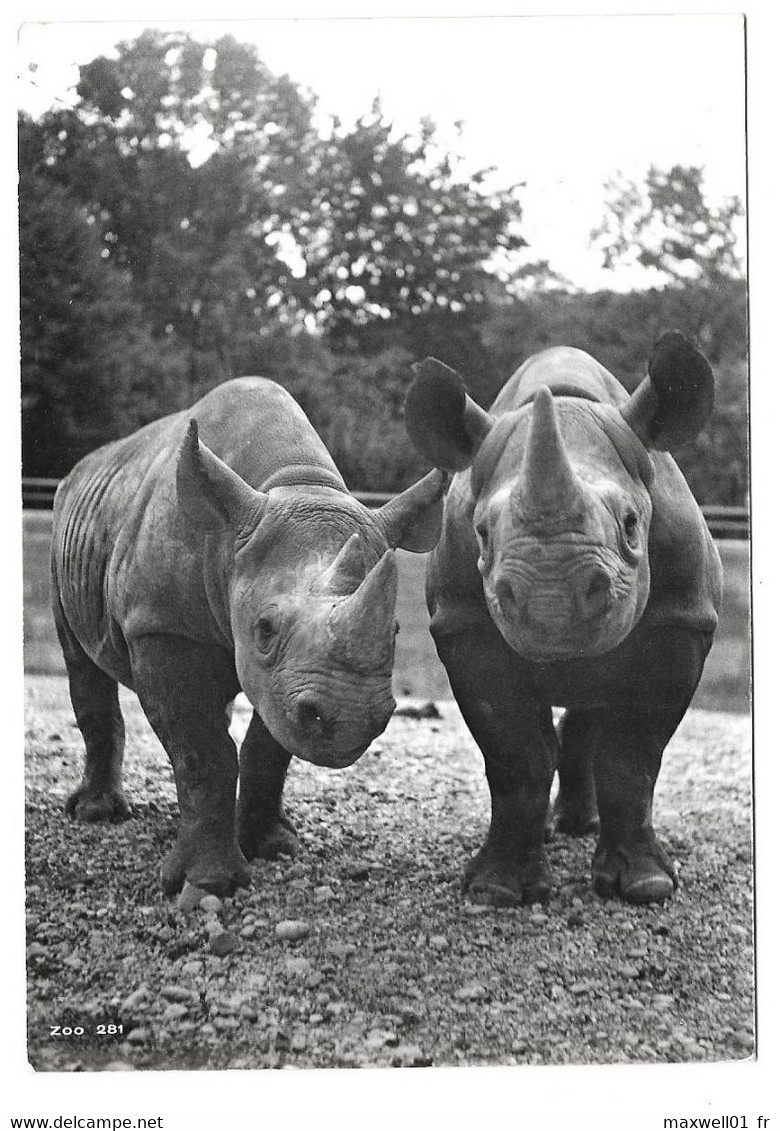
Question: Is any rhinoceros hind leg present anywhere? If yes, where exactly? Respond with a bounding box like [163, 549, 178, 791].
[236, 713, 300, 861]
[551, 710, 600, 836]
[55, 605, 129, 824]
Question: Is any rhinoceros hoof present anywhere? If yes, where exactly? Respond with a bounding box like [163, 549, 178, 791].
[161, 837, 252, 897]
[591, 839, 677, 904]
[463, 848, 552, 907]
[238, 817, 300, 862]
[65, 784, 130, 823]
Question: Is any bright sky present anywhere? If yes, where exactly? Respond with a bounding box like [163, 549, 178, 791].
[16, 14, 746, 291]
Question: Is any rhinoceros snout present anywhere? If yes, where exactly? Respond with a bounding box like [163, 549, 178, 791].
[290, 692, 396, 759]
[495, 562, 615, 630]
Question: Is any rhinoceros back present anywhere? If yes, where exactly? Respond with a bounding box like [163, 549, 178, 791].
[51, 377, 346, 676]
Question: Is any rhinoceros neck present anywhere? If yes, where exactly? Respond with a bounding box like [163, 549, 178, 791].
[259, 465, 349, 494]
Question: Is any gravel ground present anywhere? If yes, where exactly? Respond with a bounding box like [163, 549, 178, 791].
[24, 675, 754, 1072]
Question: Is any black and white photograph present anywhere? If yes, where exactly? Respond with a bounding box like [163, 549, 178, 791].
[8, 3, 773, 1125]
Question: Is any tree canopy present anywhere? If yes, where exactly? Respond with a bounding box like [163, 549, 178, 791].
[19, 31, 747, 503]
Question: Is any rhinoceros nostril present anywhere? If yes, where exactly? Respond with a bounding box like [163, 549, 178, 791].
[295, 696, 326, 734]
[580, 566, 613, 616]
[495, 578, 521, 618]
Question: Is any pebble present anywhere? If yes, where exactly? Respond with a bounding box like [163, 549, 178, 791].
[342, 862, 371, 881]
[213, 1016, 240, 1032]
[199, 895, 223, 914]
[285, 957, 312, 977]
[126, 1027, 151, 1045]
[314, 885, 335, 902]
[429, 935, 449, 951]
[617, 964, 641, 979]
[240, 924, 256, 940]
[455, 983, 488, 1002]
[208, 930, 239, 957]
[394, 1043, 425, 1064]
[177, 884, 206, 913]
[121, 985, 149, 1012]
[160, 985, 192, 1003]
[275, 919, 310, 942]
[162, 1003, 189, 1021]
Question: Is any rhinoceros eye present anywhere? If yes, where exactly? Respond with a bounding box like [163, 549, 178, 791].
[255, 615, 279, 654]
[620, 510, 642, 559]
[474, 522, 493, 574]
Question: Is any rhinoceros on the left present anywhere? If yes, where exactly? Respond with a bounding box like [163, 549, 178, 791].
[51, 376, 446, 896]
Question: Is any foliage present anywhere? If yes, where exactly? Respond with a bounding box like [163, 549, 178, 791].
[18, 32, 747, 504]
[482, 284, 748, 505]
[591, 164, 744, 288]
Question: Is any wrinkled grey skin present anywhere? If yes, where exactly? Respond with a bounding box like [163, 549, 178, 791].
[405, 332, 723, 906]
[52, 376, 446, 895]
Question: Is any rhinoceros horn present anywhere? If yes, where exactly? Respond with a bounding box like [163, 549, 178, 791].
[320, 532, 368, 595]
[327, 550, 398, 671]
[514, 386, 584, 519]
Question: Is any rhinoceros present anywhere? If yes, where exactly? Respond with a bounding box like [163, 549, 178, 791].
[404, 331, 723, 906]
[51, 376, 446, 895]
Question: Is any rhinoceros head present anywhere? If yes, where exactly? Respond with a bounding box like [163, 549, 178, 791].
[176, 423, 447, 766]
[405, 331, 714, 661]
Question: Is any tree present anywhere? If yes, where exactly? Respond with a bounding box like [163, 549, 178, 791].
[283, 103, 527, 339]
[590, 164, 745, 288]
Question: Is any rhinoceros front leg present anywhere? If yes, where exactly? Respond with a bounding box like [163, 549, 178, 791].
[589, 705, 680, 903]
[435, 627, 557, 906]
[130, 634, 250, 896]
[237, 712, 299, 861]
[590, 627, 713, 904]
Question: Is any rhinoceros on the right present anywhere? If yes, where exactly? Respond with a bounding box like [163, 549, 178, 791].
[404, 331, 724, 907]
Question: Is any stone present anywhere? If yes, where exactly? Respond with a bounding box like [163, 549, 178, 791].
[199, 894, 223, 914]
[160, 985, 193, 1003]
[208, 930, 239, 957]
[121, 985, 149, 1012]
[275, 919, 310, 942]
[177, 884, 206, 913]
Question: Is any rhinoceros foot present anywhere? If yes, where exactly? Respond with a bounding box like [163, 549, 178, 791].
[238, 811, 300, 862]
[551, 797, 600, 838]
[463, 845, 552, 907]
[161, 827, 252, 897]
[65, 784, 130, 823]
[592, 835, 677, 904]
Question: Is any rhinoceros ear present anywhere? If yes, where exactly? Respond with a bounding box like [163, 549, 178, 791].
[177, 420, 268, 532]
[377, 468, 449, 553]
[405, 358, 495, 471]
[621, 331, 715, 452]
